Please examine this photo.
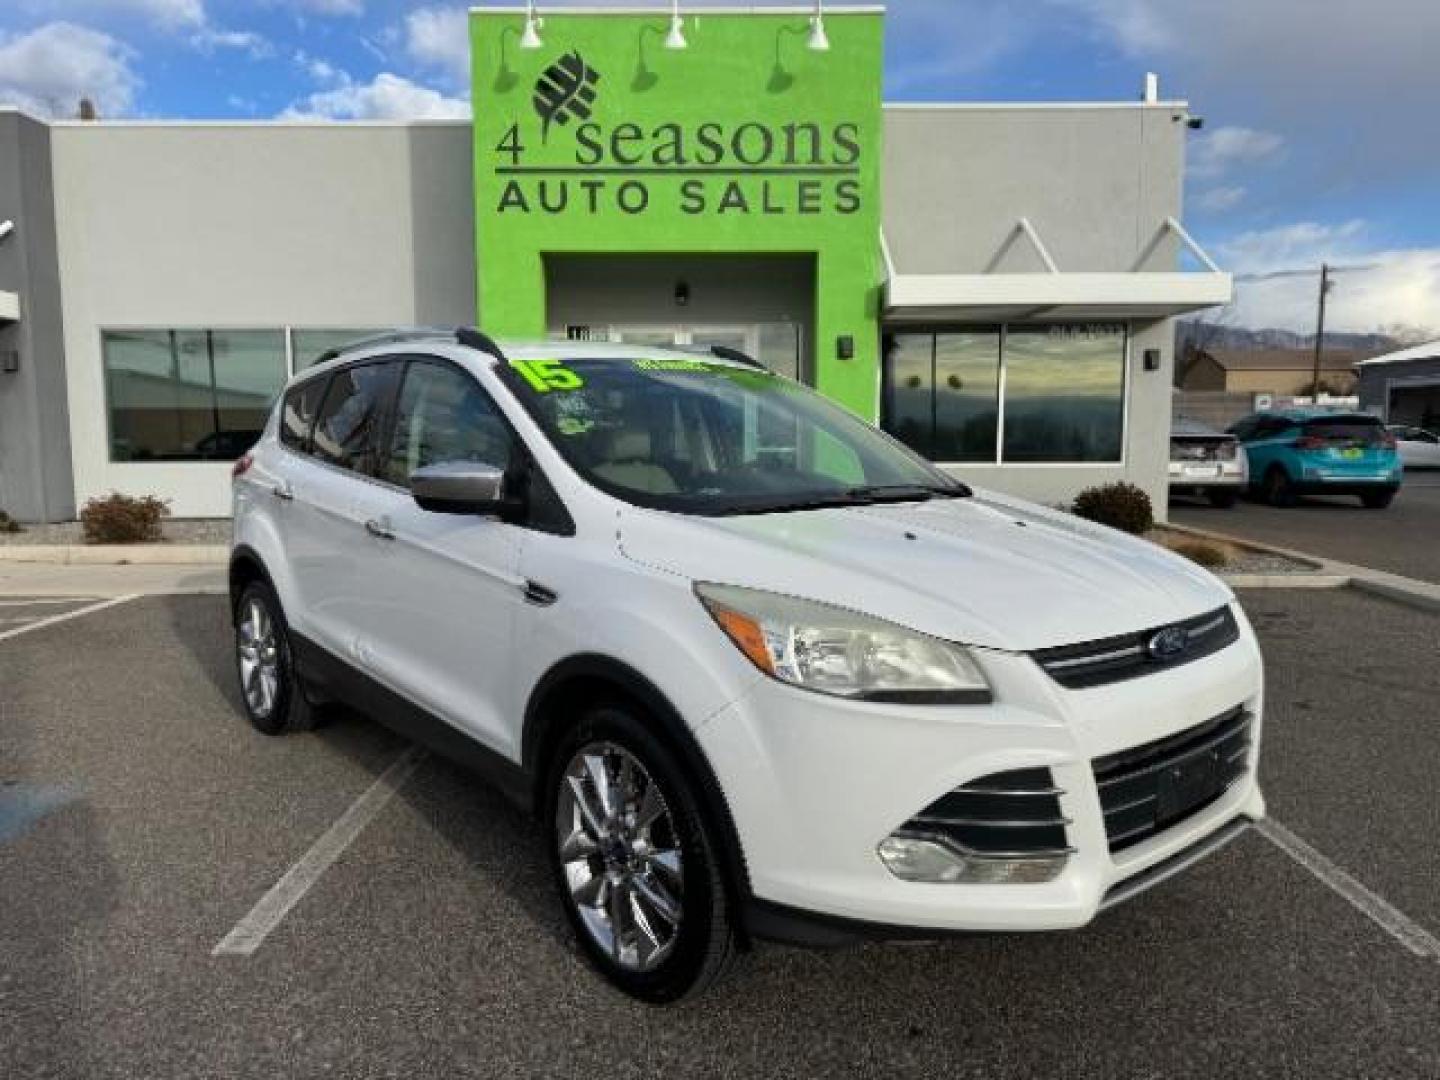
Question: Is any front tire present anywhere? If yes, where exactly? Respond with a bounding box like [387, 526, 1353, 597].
[1263, 466, 1297, 508]
[544, 704, 736, 1003]
[233, 580, 318, 735]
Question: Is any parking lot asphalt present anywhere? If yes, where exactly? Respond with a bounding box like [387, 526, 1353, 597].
[1170, 471, 1440, 584]
[2, 589, 1438, 1079]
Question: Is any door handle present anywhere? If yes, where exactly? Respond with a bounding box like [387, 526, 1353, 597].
[364, 517, 395, 541]
[271, 480, 294, 501]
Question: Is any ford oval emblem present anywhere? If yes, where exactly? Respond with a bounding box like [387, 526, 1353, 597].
[1147, 626, 1190, 661]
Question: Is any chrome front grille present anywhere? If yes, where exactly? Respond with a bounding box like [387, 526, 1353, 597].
[1031, 606, 1240, 690]
[1093, 707, 1251, 853]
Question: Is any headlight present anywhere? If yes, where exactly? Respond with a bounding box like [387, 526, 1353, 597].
[695, 583, 992, 703]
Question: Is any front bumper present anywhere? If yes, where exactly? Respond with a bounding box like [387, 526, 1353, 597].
[1291, 478, 1400, 496]
[696, 605, 1265, 936]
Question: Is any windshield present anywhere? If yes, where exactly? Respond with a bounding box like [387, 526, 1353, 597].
[503, 356, 967, 515]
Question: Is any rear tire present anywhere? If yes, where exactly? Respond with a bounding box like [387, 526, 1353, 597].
[544, 704, 737, 1003]
[1207, 490, 1238, 509]
[1360, 490, 1395, 509]
[1263, 467, 1297, 508]
[233, 580, 319, 735]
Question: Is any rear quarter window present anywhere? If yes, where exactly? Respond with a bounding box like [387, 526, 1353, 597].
[279, 378, 328, 452]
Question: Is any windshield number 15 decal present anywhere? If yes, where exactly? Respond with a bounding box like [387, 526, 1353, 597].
[511, 359, 584, 393]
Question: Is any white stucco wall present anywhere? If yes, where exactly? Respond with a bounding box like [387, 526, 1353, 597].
[50, 120, 475, 517]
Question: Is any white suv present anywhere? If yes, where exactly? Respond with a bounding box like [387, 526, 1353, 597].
[230, 329, 1265, 1002]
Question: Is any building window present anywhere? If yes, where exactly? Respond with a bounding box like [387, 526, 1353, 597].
[1001, 325, 1126, 463]
[104, 329, 286, 461]
[882, 324, 1127, 464]
[290, 328, 386, 371]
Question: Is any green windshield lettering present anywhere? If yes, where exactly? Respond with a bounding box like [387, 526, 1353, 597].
[512, 358, 585, 393]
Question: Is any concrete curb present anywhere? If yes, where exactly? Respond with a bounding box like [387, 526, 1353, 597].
[1165, 521, 1440, 612]
[0, 544, 227, 566]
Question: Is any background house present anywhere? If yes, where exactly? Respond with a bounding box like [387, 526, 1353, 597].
[1177, 347, 1367, 396]
[1356, 340, 1440, 428]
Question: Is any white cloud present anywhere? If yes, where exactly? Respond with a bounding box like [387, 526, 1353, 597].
[1211, 221, 1440, 333]
[37, 0, 207, 28]
[293, 49, 341, 83]
[300, 0, 363, 13]
[1051, 0, 1173, 53]
[1219, 220, 1368, 276]
[1226, 249, 1440, 335]
[1189, 126, 1284, 179]
[1194, 186, 1246, 214]
[261, 0, 363, 15]
[279, 72, 470, 120]
[405, 6, 469, 85]
[191, 27, 272, 58]
[0, 22, 140, 118]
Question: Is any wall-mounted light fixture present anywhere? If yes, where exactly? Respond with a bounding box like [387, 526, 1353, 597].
[808, 0, 831, 51]
[0, 220, 14, 243]
[519, 0, 544, 50]
[664, 0, 688, 50]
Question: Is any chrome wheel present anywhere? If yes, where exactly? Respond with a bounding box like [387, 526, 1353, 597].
[236, 597, 281, 719]
[556, 742, 685, 973]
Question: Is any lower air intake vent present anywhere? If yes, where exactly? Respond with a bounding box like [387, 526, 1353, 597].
[900, 767, 1071, 857]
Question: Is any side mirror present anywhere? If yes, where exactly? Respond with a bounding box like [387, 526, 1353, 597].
[410, 462, 509, 515]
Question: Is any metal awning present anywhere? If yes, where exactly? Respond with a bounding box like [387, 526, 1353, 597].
[883, 217, 1233, 323]
[0, 290, 18, 323]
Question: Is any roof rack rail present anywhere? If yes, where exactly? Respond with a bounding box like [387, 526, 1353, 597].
[710, 345, 766, 371]
[456, 327, 507, 361]
[314, 327, 456, 365]
[313, 326, 509, 366]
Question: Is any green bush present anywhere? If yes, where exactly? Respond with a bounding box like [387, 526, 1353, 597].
[80, 492, 169, 544]
[0, 510, 21, 534]
[1072, 482, 1154, 536]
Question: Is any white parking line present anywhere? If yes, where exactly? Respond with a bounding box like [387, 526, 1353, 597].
[1259, 818, 1440, 961]
[0, 594, 139, 643]
[0, 597, 103, 606]
[212, 746, 428, 957]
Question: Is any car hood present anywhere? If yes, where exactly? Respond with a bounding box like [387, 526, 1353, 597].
[617, 490, 1232, 653]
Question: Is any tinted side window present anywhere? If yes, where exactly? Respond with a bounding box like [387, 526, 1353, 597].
[279, 378, 328, 452]
[382, 360, 514, 487]
[311, 363, 395, 472]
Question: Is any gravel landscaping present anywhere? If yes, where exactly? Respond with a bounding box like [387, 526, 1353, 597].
[0, 519, 231, 546]
[1147, 526, 1318, 575]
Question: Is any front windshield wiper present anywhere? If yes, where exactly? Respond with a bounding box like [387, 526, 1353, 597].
[845, 483, 970, 503]
[716, 482, 971, 517]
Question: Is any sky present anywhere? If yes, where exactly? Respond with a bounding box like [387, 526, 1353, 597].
[2, 0, 1438, 338]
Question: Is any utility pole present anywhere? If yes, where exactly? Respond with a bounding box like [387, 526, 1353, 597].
[1310, 263, 1332, 404]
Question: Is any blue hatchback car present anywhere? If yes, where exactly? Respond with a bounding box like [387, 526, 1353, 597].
[1228, 410, 1402, 509]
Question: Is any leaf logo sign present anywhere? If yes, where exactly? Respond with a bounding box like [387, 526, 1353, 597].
[533, 51, 601, 143]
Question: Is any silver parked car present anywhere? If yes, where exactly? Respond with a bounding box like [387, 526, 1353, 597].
[1387, 425, 1440, 469]
[1169, 417, 1248, 507]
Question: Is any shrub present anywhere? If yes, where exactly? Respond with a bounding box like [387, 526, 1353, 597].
[1072, 482, 1154, 535]
[1168, 539, 1229, 569]
[80, 492, 169, 544]
[0, 510, 21, 534]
